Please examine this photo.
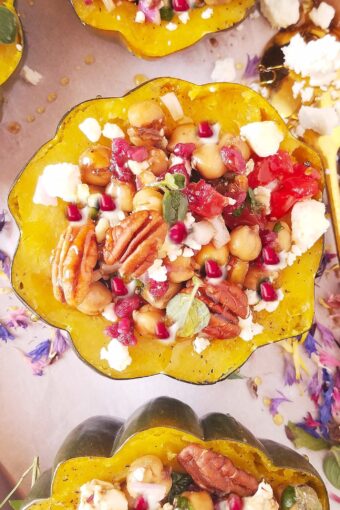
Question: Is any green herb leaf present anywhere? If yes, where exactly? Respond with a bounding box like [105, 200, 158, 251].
[9, 501, 23, 510]
[175, 496, 193, 510]
[163, 190, 188, 225]
[323, 446, 340, 489]
[232, 204, 245, 217]
[168, 472, 193, 503]
[160, 6, 174, 20]
[285, 422, 329, 451]
[273, 221, 283, 233]
[280, 486, 296, 510]
[0, 6, 17, 44]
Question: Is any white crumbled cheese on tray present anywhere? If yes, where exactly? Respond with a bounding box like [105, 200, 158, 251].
[243, 481, 279, 510]
[260, 0, 299, 28]
[148, 259, 167, 282]
[199, 123, 221, 144]
[166, 22, 178, 31]
[38, 163, 81, 203]
[79, 480, 128, 510]
[282, 34, 340, 87]
[309, 2, 335, 30]
[193, 336, 210, 354]
[240, 121, 284, 157]
[253, 186, 271, 215]
[102, 122, 125, 139]
[239, 312, 264, 341]
[211, 57, 236, 82]
[160, 93, 184, 121]
[201, 8, 213, 19]
[254, 289, 284, 313]
[291, 199, 329, 253]
[298, 105, 339, 135]
[20, 65, 42, 85]
[178, 12, 190, 24]
[102, 304, 117, 322]
[100, 339, 132, 372]
[79, 117, 102, 142]
[135, 10, 146, 23]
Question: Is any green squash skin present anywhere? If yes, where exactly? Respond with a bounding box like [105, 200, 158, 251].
[22, 398, 329, 509]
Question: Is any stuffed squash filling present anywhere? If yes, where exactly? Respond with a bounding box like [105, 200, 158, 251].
[32, 91, 329, 372]
[77, 445, 322, 510]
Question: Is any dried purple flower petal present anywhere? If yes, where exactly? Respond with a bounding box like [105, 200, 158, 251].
[318, 369, 334, 438]
[0, 250, 10, 279]
[308, 372, 322, 406]
[0, 210, 6, 232]
[26, 340, 51, 363]
[242, 54, 261, 79]
[316, 322, 335, 347]
[283, 352, 297, 386]
[269, 390, 292, 416]
[0, 323, 15, 342]
[304, 326, 317, 357]
[316, 251, 337, 278]
[51, 329, 69, 357]
[6, 308, 30, 329]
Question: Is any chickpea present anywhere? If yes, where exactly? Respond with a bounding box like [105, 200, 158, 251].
[181, 492, 214, 510]
[165, 256, 195, 283]
[133, 188, 163, 214]
[142, 282, 181, 309]
[148, 149, 169, 176]
[79, 145, 111, 187]
[138, 170, 158, 188]
[192, 144, 226, 180]
[126, 456, 172, 499]
[107, 179, 135, 212]
[133, 305, 165, 336]
[218, 134, 251, 160]
[228, 258, 249, 285]
[244, 266, 270, 290]
[275, 222, 292, 252]
[77, 282, 112, 315]
[195, 242, 229, 267]
[168, 123, 199, 152]
[229, 226, 262, 261]
[127, 100, 164, 128]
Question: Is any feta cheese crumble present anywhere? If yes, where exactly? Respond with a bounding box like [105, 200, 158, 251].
[102, 122, 125, 139]
[148, 259, 167, 282]
[20, 65, 42, 85]
[100, 339, 132, 372]
[298, 105, 339, 136]
[79, 480, 128, 510]
[79, 117, 102, 142]
[193, 336, 210, 354]
[166, 22, 177, 31]
[240, 121, 284, 157]
[135, 11, 146, 23]
[239, 312, 264, 341]
[178, 12, 190, 24]
[291, 199, 329, 253]
[160, 93, 184, 121]
[309, 2, 335, 30]
[201, 8, 213, 19]
[34, 163, 81, 204]
[260, 0, 299, 29]
[243, 481, 279, 510]
[211, 57, 236, 82]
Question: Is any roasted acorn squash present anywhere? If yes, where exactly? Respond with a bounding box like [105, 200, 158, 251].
[0, 0, 23, 85]
[8, 78, 323, 383]
[22, 397, 329, 510]
[70, 0, 255, 58]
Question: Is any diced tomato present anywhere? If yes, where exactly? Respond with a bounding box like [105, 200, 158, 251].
[224, 204, 266, 230]
[270, 176, 319, 219]
[248, 151, 294, 188]
[185, 180, 229, 218]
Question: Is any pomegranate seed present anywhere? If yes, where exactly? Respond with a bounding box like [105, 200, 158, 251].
[227, 494, 243, 510]
[127, 145, 148, 162]
[169, 221, 187, 244]
[111, 277, 128, 296]
[205, 259, 222, 278]
[105, 323, 119, 338]
[155, 321, 170, 339]
[168, 163, 190, 186]
[149, 279, 169, 298]
[115, 295, 142, 318]
[220, 146, 246, 174]
[67, 204, 82, 222]
[110, 138, 134, 183]
[100, 194, 116, 211]
[135, 497, 149, 510]
[174, 142, 196, 159]
[262, 246, 280, 265]
[260, 229, 277, 246]
[105, 318, 136, 346]
[260, 281, 278, 301]
[198, 121, 213, 138]
[172, 0, 189, 11]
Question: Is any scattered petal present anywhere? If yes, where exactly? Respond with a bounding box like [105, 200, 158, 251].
[316, 321, 335, 347]
[283, 351, 298, 386]
[304, 325, 317, 357]
[0, 323, 15, 342]
[316, 251, 337, 278]
[269, 390, 292, 416]
[6, 308, 30, 329]
[0, 210, 7, 232]
[242, 54, 261, 79]
[0, 250, 10, 279]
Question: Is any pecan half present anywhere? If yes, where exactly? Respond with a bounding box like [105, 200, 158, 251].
[197, 281, 248, 339]
[51, 223, 98, 307]
[128, 122, 167, 149]
[103, 210, 167, 277]
[178, 444, 258, 498]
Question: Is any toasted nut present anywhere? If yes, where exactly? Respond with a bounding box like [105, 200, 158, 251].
[165, 256, 195, 283]
[133, 305, 165, 335]
[218, 134, 251, 160]
[107, 179, 135, 212]
[275, 221, 292, 252]
[244, 266, 270, 290]
[133, 188, 163, 214]
[181, 492, 214, 510]
[142, 281, 181, 309]
[228, 257, 249, 285]
[77, 282, 112, 315]
[195, 242, 229, 267]
[168, 123, 199, 151]
[229, 226, 262, 261]
[128, 100, 164, 128]
[192, 144, 226, 180]
[79, 145, 111, 187]
[148, 149, 169, 176]
[127, 455, 172, 498]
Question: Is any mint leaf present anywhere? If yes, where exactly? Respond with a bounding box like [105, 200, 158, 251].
[168, 472, 193, 503]
[163, 190, 188, 225]
[323, 447, 340, 489]
[0, 6, 17, 44]
[160, 6, 174, 20]
[232, 204, 245, 217]
[285, 422, 329, 451]
[273, 221, 283, 233]
[9, 500, 23, 510]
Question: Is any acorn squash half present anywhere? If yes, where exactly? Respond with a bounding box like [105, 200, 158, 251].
[70, 0, 255, 58]
[22, 397, 329, 510]
[8, 77, 323, 384]
[0, 0, 23, 85]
